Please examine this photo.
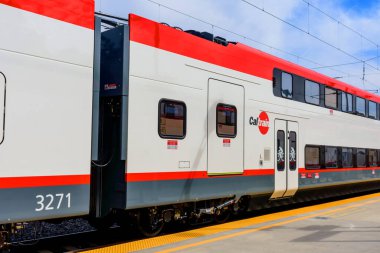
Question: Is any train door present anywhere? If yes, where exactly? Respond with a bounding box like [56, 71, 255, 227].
[0, 72, 5, 143]
[271, 119, 298, 198]
[207, 79, 244, 175]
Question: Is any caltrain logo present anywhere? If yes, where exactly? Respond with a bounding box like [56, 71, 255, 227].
[249, 111, 270, 135]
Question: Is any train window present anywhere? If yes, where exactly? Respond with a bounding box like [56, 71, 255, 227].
[305, 80, 320, 105]
[216, 104, 237, 138]
[368, 101, 377, 119]
[355, 97, 366, 116]
[281, 72, 293, 99]
[342, 148, 353, 168]
[305, 146, 320, 169]
[325, 147, 338, 168]
[342, 92, 353, 112]
[159, 99, 186, 139]
[356, 148, 366, 167]
[277, 130, 285, 171]
[368, 149, 378, 167]
[289, 132, 297, 170]
[325, 87, 337, 109]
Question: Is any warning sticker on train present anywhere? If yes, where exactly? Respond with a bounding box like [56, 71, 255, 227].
[249, 111, 270, 135]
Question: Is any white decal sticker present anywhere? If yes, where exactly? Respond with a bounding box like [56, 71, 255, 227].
[35, 193, 71, 212]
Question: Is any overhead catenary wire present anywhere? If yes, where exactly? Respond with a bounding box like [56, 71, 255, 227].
[143, 1, 350, 75]
[302, 0, 379, 47]
[240, 0, 380, 72]
[138, 0, 380, 91]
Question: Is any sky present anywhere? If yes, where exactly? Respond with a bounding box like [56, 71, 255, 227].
[95, 0, 380, 92]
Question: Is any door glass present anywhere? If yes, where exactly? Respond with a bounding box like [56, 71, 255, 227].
[277, 130, 285, 171]
[289, 131, 297, 170]
[216, 104, 237, 138]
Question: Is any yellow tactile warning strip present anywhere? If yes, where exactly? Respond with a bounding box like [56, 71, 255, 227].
[81, 192, 380, 253]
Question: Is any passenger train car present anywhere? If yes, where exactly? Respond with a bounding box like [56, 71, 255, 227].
[1, 0, 380, 244]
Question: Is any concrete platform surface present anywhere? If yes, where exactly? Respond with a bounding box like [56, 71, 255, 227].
[83, 192, 380, 253]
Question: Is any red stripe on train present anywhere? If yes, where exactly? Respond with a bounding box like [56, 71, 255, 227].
[126, 169, 275, 182]
[299, 167, 380, 173]
[0, 174, 90, 189]
[0, 0, 94, 29]
[129, 14, 380, 103]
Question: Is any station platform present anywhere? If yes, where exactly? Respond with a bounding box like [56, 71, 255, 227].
[82, 192, 380, 253]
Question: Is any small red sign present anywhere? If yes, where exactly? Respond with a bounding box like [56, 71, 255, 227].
[307, 173, 313, 178]
[258, 111, 270, 135]
[223, 139, 231, 147]
[301, 173, 306, 179]
[314, 173, 320, 179]
[104, 83, 118, 90]
[167, 140, 178, 150]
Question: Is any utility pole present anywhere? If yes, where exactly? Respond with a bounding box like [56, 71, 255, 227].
[362, 61, 365, 89]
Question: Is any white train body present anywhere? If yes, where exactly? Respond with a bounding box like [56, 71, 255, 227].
[92, 15, 380, 213]
[1, 1, 380, 240]
[0, 1, 94, 222]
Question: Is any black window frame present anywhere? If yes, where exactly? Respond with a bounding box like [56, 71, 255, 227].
[216, 103, 237, 138]
[356, 148, 367, 168]
[341, 92, 353, 113]
[305, 145, 321, 169]
[368, 101, 377, 119]
[305, 80, 320, 105]
[368, 149, 378, 167]
[341, 147, 354, 168]
[324, 86, 338, 109]
[281, 72, 293, 99]
[158, 99, 187, 139]
[355, 96, 366, 116]
[325, 146, 338, 168]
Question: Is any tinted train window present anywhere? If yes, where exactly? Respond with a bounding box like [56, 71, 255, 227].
[368, 149, 377, 167]
[281, 72, 293, 99]
[356, 97, 366, 116]
[342, 148, 353, 168]
[217, 104, 237, 138]
[159, 100, 186, 139]
[305, 146, 320, 169]
[342, 92, 353, 112]
[325, 147, 338, 168]
[277, 130, 285, 171]
[356, 148, 366, 167]
[305, 80, 320, 105]
[368, 101, 377, 119]
[325, 87, 337, 109]
[289, 132, 297, 170]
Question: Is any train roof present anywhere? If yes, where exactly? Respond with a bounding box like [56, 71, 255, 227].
[129, 14, 380, 103]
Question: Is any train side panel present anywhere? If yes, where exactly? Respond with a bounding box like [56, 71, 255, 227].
[124, 15, 380, 210]
[126, 36, 275, 209]
[0, 2, 94, 223]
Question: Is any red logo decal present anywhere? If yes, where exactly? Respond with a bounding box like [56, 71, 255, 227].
[258, 111, 270, 135]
